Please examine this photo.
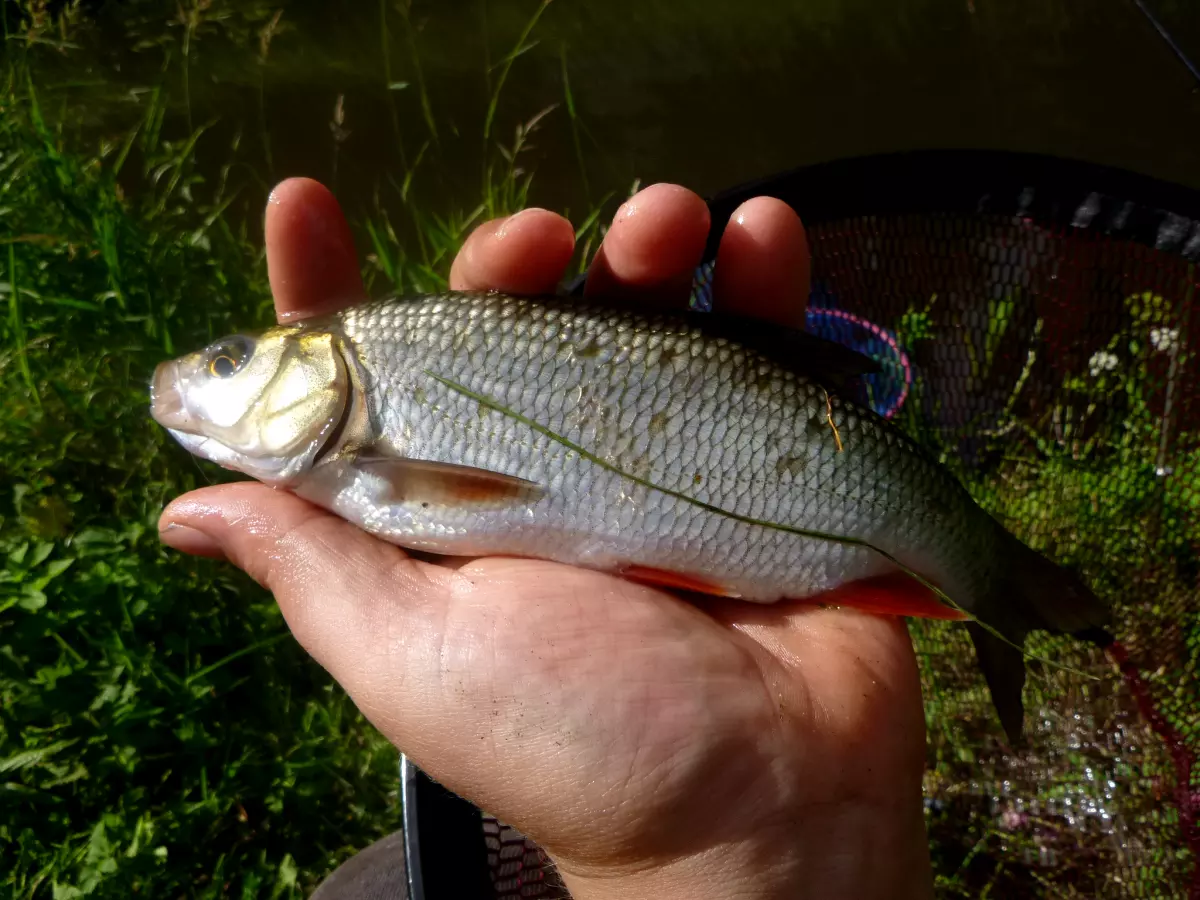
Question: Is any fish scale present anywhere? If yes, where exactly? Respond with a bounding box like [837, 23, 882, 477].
[326, 292, 995, 605]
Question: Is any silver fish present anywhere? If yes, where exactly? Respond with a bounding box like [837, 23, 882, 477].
[150, 291, 1110, 741]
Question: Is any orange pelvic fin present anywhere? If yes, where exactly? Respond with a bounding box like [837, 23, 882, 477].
[813, 573, 969, 621]
[621, 565, 744, 598]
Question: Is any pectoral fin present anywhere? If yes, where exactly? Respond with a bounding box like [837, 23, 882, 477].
[354, 456, 546, 509]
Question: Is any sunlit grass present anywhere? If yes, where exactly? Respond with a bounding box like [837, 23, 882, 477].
[0, 1, 595, 896]
[0, 71, 397, 900]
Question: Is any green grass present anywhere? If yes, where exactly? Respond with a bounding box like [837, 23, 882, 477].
[895, 283, 1200, 897]
[0, 72, 398, 900]
[0, 2, 605, 896]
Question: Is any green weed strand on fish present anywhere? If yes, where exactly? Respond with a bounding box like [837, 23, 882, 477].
[423, 369, 1098, 681]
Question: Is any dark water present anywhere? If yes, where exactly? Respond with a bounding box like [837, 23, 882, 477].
[30, 0, 1200, 238]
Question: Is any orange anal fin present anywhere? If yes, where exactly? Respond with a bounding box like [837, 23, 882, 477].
[621, 565, 743, 599]
[812, 573, 969, 621]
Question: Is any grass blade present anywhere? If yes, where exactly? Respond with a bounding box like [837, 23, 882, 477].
[6, 243, 38, 408]
[482, 0, 551, 148]
[0, 740, 78, 775]
[560, 43, 590, 201]
[184, 632, 290, 687]
[397, 1, 438, 145]
[379, 0, 409, 170]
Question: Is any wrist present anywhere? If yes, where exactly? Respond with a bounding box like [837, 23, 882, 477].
[554, 795, 933, 900]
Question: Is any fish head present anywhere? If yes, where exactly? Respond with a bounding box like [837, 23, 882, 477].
[150, 325, 352, 485]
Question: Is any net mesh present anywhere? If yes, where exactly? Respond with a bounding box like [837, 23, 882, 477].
[796, 211, 1198, 898]
[481, 817, 565, 899]
[477, 153, 1200, 899]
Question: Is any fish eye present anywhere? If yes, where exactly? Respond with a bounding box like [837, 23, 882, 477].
[206, 336, 254, 379]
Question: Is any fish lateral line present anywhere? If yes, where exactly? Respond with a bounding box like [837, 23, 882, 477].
[421, 367, 1098, 682]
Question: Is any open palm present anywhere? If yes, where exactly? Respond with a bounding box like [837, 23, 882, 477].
[161, 179, 933, 900]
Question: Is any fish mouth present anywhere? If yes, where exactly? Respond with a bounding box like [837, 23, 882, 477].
[150, 360, 200, 433]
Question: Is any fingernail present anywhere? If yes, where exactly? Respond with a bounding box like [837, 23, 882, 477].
[160, 522, 226, 560]
[496, 207, 548, 239]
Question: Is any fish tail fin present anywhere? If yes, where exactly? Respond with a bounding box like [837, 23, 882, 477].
[970, 535, 1113, 745]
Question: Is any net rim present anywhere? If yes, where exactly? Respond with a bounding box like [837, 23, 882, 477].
[701, 149, 1200, 262]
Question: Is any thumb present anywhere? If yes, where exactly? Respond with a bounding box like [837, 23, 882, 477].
[159, 483, 461, 753]
[157, 483, 652, 843]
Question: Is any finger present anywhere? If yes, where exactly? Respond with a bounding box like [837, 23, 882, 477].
[449, 208, 576, 294]
[156, 485, 566, 772]
[710, 196, 811, 329]
[265, 177, 366, 322]
[584, 183, 710, 310]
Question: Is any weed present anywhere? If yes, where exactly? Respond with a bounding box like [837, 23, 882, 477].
[0, 1, 584, 895]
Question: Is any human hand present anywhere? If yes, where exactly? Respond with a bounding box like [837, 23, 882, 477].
[160, 178, 934, 900]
